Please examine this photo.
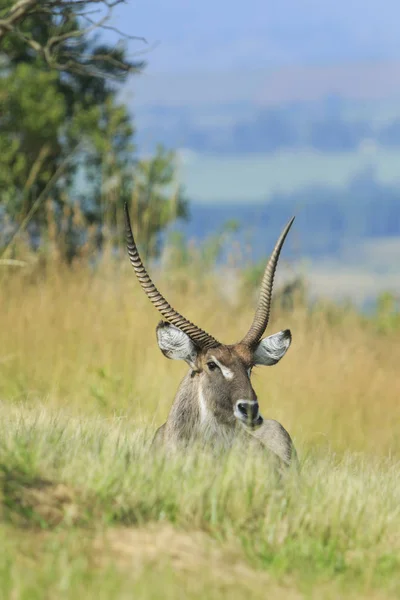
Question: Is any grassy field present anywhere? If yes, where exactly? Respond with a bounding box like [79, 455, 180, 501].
[1, 260, 400, 598]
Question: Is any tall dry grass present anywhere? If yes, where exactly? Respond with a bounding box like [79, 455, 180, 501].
[1, 256, 400, 598]
[0, 256, 399, 458]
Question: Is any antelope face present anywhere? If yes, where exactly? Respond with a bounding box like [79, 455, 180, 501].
[199, 344, 260, 429]
[156, 321, 292, 430]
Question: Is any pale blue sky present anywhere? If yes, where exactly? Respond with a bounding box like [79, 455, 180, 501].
[109, 0, 400, 73]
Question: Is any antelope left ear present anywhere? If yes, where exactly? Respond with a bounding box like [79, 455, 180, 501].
[156, 321, 199, 369]
[254, 329, 292, 366]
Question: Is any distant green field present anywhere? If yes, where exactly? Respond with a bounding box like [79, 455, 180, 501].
[178, 147, 400, 203]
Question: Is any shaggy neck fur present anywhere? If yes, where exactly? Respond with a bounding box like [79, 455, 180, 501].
[164, 371, 237, 450]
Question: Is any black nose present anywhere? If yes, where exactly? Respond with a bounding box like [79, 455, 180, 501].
[237, 401, 259, 421]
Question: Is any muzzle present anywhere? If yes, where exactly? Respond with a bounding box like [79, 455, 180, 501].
[234, 400, 263, 428]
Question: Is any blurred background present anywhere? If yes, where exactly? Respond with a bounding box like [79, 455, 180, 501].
[2, 0, 400, 307]
[127, 0, 400, 308]
[0, 1, 399, 453]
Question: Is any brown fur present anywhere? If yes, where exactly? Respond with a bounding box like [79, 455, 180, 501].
[153, 335, 298, 469]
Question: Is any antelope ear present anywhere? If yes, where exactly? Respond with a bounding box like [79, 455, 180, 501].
[254, 329, 292, 366]
[156, 321, 199, 368]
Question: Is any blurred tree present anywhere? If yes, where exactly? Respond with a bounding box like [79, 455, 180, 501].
[0, 0, 141, 224]
[0, 0, 144, 75]
[127, 145, 188, 260]
[374, 292, 400, 333]
[0, 0, 188, 263]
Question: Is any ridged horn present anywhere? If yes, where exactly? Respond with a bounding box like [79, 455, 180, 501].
[241, 217, 295, 348]
[124, 203, 220, 350]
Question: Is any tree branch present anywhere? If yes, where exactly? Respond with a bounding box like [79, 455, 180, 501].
[0, 0, 146, 78]
[0, 0, 38, 39]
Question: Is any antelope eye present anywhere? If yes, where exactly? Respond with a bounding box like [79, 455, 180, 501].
[207, 361, 218, 371]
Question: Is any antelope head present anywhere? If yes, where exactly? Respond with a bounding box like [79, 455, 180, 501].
[124, 204, 294, 433]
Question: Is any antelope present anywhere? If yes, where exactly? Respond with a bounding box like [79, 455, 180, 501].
[124, 204, 298, 468]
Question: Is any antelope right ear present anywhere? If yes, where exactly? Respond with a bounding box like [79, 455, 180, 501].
[253, 329, 292, 366]
[156, 321, 199, 369]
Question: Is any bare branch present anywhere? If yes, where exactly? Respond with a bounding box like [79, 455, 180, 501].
[81, 14, 147, 44]
[0, 0, 146, 78]
[0, 0, 37, 39]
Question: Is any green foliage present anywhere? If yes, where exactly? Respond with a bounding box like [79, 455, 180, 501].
[0, 63, 66, 216]
[127, 145, 188, 259]
[0, 3, 186, 262]
[374, 292, 400, 333]
[0, 5, 135, 225]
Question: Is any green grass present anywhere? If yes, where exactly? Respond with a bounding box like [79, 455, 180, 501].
[1, 263, 400, 598]
[0, 405, 400, 599]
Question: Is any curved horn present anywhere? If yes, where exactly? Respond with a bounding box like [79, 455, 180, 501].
[124, 203, 220, 350]
[240, 217, 295, 348]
